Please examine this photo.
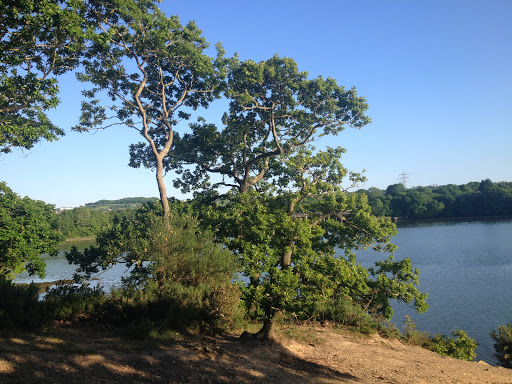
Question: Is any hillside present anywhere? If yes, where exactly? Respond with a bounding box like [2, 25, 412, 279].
[84, 197, 158, 211]
[1, 323, 511, 383]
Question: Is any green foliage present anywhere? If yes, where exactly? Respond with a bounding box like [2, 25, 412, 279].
[0, 0, 86, 154]
[168, 52, 429, 333]
[377, 321, 402, 340]
[400, 317, 477, 361]
[75, 0, 228, 213]
[321, 297, 378, 334]
[431, 330, 478, 361]
[103, 279, 240, 338]
[196, 189, 427, 325]
[172, 55, 370, 195]
[53, 199, 153, 239]
[84, 197, 158, 210]
[368, 256, 428, 318]
[360, 180, 512, 219]
[44, 284, 107, 322]
[401, 315, 433, 348]
[0, 182, 65, 279]
[491, 324, 512, 368]
[0, 279, 52, 330]
[67, 204, 240, 335]
[53, 206, 118, 238]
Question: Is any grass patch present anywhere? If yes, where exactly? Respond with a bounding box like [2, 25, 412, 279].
[277, 325, 326, 345]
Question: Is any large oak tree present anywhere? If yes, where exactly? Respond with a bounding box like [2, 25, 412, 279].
[170, 56, 427, 337]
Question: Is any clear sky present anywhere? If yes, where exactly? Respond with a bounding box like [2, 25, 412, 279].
[2, 0, 511, 208]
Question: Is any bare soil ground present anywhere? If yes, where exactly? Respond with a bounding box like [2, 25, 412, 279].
[1, 323, 511, 384]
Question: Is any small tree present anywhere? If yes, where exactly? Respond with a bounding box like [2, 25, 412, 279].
[0, 182, 64, 279]
[431, 330, 478, 361]
[197, 162, 427, 338]
[74, 0, 227, 215]
[0, 0, 86, 154]
[491, 324, 512, 368]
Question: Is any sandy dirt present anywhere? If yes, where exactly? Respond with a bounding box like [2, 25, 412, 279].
[0, 323, 511, 384]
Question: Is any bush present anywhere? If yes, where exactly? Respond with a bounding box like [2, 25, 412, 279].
[377, 321, 402, 339]
[102, 279, 241, 338]
[399, 317, 477, 361]
[491, 324, 512, 368]
[44, 284, 107, 321]
[402, 315, 433, 348]
[71, 208, 242, 337]
[300, 296, 379, 334]
[0, 279, 52, 330]
[431, 330, 478, 361]
[326, 297, 378, 334]
[134, 213, 241, 334]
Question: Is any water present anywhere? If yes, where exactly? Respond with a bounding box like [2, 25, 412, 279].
[15, 241, 132, 292]
[16, 219, 512, 364]
[370, 218, 512, 364]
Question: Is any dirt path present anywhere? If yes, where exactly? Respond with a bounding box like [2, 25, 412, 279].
[1, 324, 511, 383]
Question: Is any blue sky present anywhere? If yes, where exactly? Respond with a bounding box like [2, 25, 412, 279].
[2, 0, 511, 207]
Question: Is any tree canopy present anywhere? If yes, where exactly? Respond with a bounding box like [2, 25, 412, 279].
[359, 180, 512, 219]
[0, 0, 426, 338]
[74, 0, 227, 214]
[171, 55, 371, 195]
[0, 0, 86, 154]
[0, 182, 64, 279]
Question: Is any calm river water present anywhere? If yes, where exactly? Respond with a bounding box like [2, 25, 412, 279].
[15, 240, 131, 292]
[381, 218, 512, 364]
[16, 218, 512, 364]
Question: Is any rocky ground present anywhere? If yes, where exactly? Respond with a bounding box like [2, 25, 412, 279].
[1, 323, 511, 384]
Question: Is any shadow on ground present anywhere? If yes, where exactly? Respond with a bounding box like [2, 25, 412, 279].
[0, 325, 359, 383]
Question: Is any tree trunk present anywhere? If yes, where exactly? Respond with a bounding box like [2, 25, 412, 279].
[155, 158, 169, 216]
[239, 181, 250, 193]
[240, 318, 274, 342]
[282, 198, 297, 268]
[282, 241, 293, 269]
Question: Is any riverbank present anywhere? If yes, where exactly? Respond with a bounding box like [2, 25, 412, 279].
[394, 214, 512, 224]
[56, 237, 96, 251]
[1, 323, 511, 383]
[61, 237, 96, 244]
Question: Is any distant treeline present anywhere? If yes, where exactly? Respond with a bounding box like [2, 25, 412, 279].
[84, 197, 158, 210]
[357, 179, 512, 219]
[54, 181, 512, 238]
[53, 198, 158, 238]
[52, 207, 123, 238]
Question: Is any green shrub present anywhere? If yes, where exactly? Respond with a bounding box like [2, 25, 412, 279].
[99, 282, 241, 338]
[311, 297, 379, 334]
[399, 317, 476, 361]
[402, 315, 433, 348]
[431, 330, 477, 361]
[377, 321, 402, 339]
[44, 284, 107, 321]
[0, 279, 52, 330]
[74, 209, 242, 337]
[491, 324, 512, 368]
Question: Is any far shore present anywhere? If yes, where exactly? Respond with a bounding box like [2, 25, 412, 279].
[61, 236, 96, 244]
[393, 214, 512, 223]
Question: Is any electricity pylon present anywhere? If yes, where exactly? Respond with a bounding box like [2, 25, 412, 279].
[398, 171, 410, 188]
